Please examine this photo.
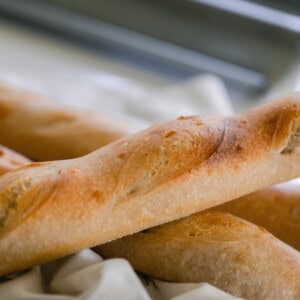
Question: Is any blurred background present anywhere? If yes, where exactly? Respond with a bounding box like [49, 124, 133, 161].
[0, 0, 299, 127]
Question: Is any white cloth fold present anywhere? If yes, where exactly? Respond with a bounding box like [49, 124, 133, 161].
[0, 250, 240, 300]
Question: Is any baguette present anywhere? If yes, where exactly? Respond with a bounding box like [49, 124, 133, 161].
[214, 180, 300, 250]
[0, 84, 131, 160]
[97, 211, 300, 300]
[1, 144, 298, 252]
[0, 145, 31, 176]
[0, 96, 300, 275]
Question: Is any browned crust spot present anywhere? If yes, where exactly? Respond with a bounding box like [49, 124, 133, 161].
[164, 130, 176, 138]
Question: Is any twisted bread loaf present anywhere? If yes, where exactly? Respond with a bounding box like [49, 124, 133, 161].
[0, 96, 300, 275]
[0, 84, 131, 160]
[214, 180, 300, 250]
[0, 145, 31, 176]
[97, 211, 300, 300]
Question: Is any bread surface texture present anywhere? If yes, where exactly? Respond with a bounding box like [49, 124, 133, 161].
[0, 96, 300, 275]
[0, 145, 31, 175]
[214, 180, 300, 250]
[97, 211, 300, 300]
[0, 84, 131, 160]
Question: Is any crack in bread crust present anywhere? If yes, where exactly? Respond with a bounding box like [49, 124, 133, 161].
[281, 120, 300, 154]
[0, 179, 33, 228]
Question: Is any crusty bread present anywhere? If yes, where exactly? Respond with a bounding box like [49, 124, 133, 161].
[0, 145, 31, 176]
[213, 180, 300, 250]
[0, 84, 131, 161]
[0, 96, 300, 275]
[97, 211, 300, 300]
[1, 144, 297, 253]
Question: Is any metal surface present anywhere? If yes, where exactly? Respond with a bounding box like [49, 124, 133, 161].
[192, 0, 300, 33]
[0, 0, 299, 98]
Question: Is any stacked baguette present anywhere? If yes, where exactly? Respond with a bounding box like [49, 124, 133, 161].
[211, 181, 300, 251]
[0, 85, 299, 299]
[98, 211, 300, 299]
[0, 84, 132, 160]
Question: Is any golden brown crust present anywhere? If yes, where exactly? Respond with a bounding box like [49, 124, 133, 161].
[97, 211, 300, 300]
[0, 96, 300, 275]
[0, 84, 131, 160]
[0, 145, 31, 176]
[213, 181, 300, 250]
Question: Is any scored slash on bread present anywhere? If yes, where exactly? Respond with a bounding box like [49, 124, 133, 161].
[0, 84, 132, 161]
[0, 95, 300, 277]
[96, 211, 300, 300]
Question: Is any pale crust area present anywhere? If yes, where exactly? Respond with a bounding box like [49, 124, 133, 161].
[0, 145, 31, 175]
[0, 84, 131, 160]
[213, 181, 300, 250]
[97, 211, 300, 300]
[0, 96, 300, 275]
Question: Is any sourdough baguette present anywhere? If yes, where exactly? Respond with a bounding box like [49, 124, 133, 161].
[97, 211, 300, 300]
[0, 145, 31, 176]
[0, 96, 300, 275]
[0, 84, 131, 160]
[214, 180, 300, 250]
